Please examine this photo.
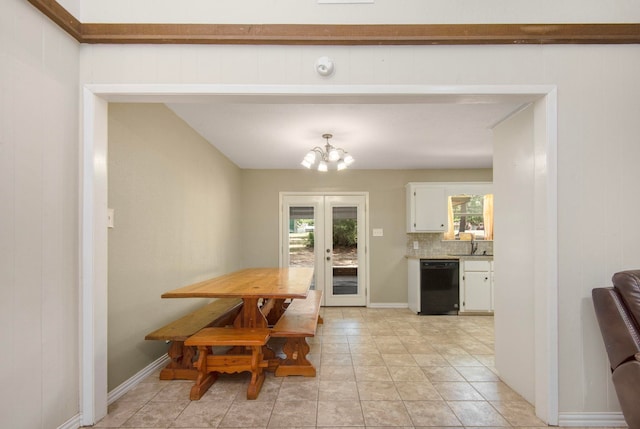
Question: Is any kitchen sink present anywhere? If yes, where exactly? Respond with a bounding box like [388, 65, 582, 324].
[448, 253, 493, 257]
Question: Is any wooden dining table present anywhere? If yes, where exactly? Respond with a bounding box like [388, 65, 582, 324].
[161, 267, 315, 328]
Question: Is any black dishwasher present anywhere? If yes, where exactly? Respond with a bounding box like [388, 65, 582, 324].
[420, 259, 459, 315]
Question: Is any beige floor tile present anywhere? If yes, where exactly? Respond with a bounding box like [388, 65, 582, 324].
[321, 352, 353, 366]
[354, 365, 392, 381]
[412, 353, 449, 367]
[395, 381, 442, 401]
[123, 401, 189, 428]
[101, 310, 588, 429]
[322, 342, 352, 354]
[356, 381, 401, 400]
[94, 401, 145, 427]
[318, 380, 359, 401]
[277, 379, 319, 401]
[422, 366, 466, 382]
[402, 342, 438, 354]
[432, 381, 485, 401]
[389, 366, 428, 382]
[376, 342, 409, 354]
[348, 343, 380, 354]
[456, 366, 501, 382]
[346, 335, 375, 345]
[490, 400, 547, 426]
[319, 365, 355, 381]
[404, 400, 462, 426]
[321, 335, 349, 344]
[360, 400, 413, 426]
[381, 353, 418, 367]
[351, 353, 386, 366]
[268, 400, 317, 427]
[445, 354, 484, 367]
[470, 381, 524, 401]
[447, 400, 510, 426]
[316, 401, 365, 426]
[171, 399, 232, 428]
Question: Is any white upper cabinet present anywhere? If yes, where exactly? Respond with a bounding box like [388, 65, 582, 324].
[406, 183, 447, 232]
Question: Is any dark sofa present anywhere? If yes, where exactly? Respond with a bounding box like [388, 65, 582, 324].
[592, 270, 640, 428]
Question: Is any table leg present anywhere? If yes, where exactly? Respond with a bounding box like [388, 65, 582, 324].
[234, 298, 268, 328]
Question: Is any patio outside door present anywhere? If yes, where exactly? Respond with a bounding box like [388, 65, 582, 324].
[281, 194, 367, 306]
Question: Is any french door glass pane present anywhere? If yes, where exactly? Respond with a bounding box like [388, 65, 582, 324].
[331, 206, 358, 296]
[288, 206, 316, 289]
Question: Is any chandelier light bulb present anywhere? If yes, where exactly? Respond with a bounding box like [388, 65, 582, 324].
[343, 154, 354, 165]
[300, 133, 354, 172]
[328, 147, 340, 162]
[304, 151, 316, 164]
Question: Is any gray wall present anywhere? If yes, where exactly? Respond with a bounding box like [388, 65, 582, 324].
[107, 103, 243, 390]
[240, 169, 492, 304]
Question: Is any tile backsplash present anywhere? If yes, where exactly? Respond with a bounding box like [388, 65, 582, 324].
[406, 233, 494, 258]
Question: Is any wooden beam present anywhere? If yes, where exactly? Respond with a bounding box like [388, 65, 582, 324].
[80, 23, 640, 45]
[26, 0, 640, 45]
[26, 0, 82, 42]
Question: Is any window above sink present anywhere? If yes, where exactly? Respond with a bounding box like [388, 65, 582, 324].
[444, 193, 494, 241]
[434, 183, 493, 242]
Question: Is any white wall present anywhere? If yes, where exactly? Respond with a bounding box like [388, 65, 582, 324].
[77, 0, 640, 24]
[493, 105, 536, 403]
[79, 42, 640, 423]
[0, 0, 80, 428]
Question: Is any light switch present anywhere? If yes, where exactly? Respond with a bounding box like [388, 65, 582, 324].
[372, 228, 383, 237]
[413, 241, 419, 250]
[107, 208, 114, 228]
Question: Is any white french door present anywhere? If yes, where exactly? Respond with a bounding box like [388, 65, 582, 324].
[280, 193, 367, 306]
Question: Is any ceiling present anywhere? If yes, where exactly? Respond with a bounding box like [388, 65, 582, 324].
[165, 93, 536, 170]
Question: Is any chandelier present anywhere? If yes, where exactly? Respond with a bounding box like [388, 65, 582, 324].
[301, 134, 354, 172]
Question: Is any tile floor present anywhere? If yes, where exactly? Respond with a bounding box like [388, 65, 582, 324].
[92, 307, 621, 428]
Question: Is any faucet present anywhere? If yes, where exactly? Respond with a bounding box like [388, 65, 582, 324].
[470, 237, 478, 255]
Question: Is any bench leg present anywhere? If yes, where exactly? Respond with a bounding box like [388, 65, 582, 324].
[189, 345, 268, 400]
[160, 341, 198, 380]
[190, 346, 218, 400]
[275, 337, 316, 377]
[247, 345, 267, 400]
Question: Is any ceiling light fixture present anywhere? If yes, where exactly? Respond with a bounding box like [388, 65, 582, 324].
[301, 133, 354, 172]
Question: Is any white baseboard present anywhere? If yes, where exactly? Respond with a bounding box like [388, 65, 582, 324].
[56, 355, 169, 429]
[367, 302, 409, 309]
[108, 354, 170, 405]
[558, 412, 627, 427]
[57, 414, 81, 429]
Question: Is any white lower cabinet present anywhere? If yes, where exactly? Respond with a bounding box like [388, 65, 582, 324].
[460, 259, 493, 313]
[407, 258, 420, 313]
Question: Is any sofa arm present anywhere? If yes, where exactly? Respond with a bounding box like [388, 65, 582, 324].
[592, 287, 640, 371]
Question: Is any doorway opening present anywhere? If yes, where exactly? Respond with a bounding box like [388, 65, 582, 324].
[81, 84, 557, 426]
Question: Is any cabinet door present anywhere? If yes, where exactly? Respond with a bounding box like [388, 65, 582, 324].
[413, 186, 446, 232]
[464, 271, 491, 311]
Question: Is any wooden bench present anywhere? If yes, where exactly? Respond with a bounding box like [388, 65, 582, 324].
[270, 289, 323, 377]
[145, 297, 243, 380]
[185, 327, 271, 400]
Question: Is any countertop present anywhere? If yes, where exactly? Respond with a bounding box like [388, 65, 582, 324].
[406, 254, 493, 260]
